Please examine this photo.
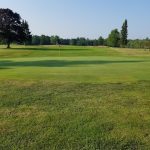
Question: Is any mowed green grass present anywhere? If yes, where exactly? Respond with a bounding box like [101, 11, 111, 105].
[0, 45, 150, 149]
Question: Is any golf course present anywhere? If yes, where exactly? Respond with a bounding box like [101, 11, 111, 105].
[0, 45, 150, 149]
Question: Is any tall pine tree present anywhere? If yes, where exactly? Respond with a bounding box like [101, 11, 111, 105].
[121, 19, 128, 47]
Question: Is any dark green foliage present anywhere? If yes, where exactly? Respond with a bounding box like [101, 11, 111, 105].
[76, 37, 87, 46]
[70, 39, 77, 45]
[40, 35, 50, 45]
[107, 29, 120, 47]
[98, 36, 104, 45]
[50, 35, 60, 45]
[21, 20, 32, 45]
[127, 39, 150, 49]
[32, 35, 50, 45]
[30, 36, 105, 46]
[0, 8, 31, 48]
[32, 35, 40, 45]
[92, 39, 99, 46]
[59, 38, 70, 45]
[120, 20, 128, 47]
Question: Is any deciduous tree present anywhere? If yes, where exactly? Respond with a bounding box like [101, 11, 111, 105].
[107, 29, 120, 47]
[0, 8, 31, 48]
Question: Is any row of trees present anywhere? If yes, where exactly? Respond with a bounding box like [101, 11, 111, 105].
[31, 34, 150, 49]
[127, 39, 150, 49]
[0, 9, 149, 49]
[31, 35, 105, 46]
[31, 20, 128, 47]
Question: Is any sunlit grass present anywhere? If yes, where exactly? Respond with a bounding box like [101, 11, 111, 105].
[0, 45, 150, 149]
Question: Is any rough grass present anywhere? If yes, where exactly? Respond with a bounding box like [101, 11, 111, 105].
[0, 45, 150, 149]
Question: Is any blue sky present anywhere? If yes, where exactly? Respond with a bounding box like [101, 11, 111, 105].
[1, 0, 150, 39]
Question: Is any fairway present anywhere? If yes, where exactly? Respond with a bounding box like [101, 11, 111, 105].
[0, 46, 150, 149]
[0, 46, 150, 83]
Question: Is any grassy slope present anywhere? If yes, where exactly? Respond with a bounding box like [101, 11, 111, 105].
[0, 45, 150, 150]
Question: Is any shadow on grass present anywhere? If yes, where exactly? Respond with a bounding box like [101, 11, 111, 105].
[0, 60, 146, 69]
[0, 67, 11, 70]
[1, 47, 91, 51]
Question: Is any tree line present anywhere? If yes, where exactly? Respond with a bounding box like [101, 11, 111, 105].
[19, 20, 128, 47]
[0, 8, 150, 49]
[127, 38, 150, 49]
[29, 34, 150, 49]
[1, 32, 150, 49]
[30, 35, 105, 46]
